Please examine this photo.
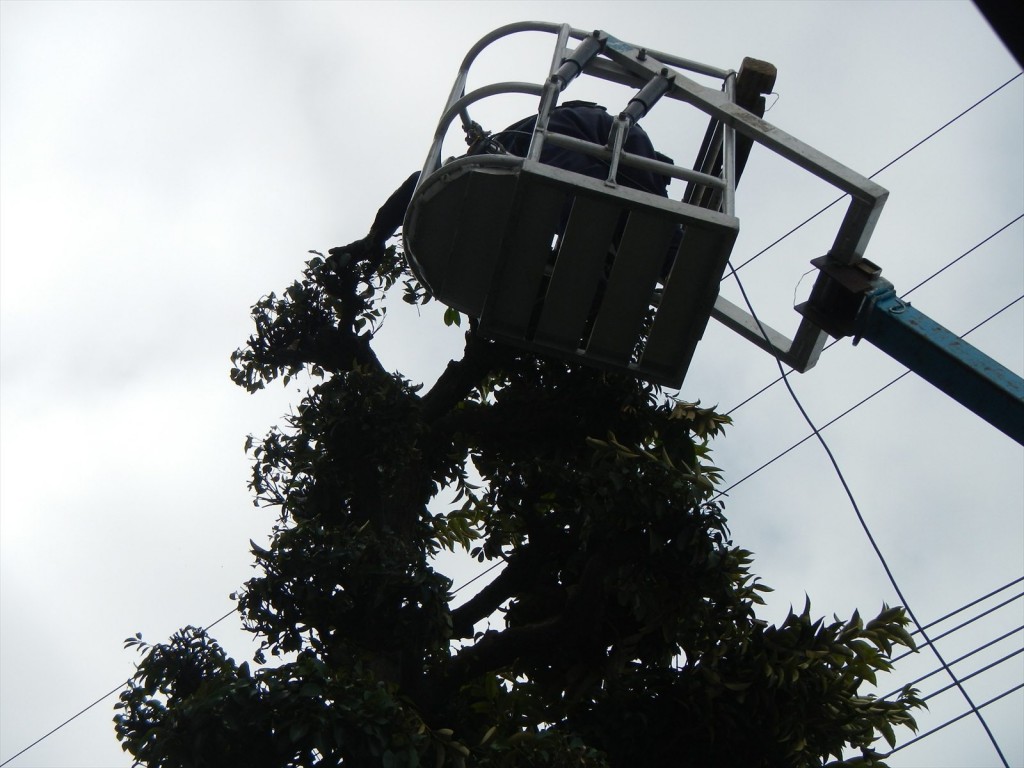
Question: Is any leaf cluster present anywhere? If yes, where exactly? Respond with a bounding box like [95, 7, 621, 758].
[117, 242, 923, 767]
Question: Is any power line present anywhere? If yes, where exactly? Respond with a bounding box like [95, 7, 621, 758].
[877, 575, 1024, 679]
[884, 683, 1024, 757]
[715, 294, 1023, 500]
[205, 606, 239, 632]
[919, 648, 1023, 705]
[0, 681, 129, 768]
[725, 212, 1024, 417]
[899, 214, 1023, 299]
[452, 560, 503, 595]
[881, 624, 1024, 701]
[909, 576, 1024, 639]
[711, 296, 1024, 748]
[0, 553, 504, 767]
[730, 72, 1023, 274]
[892, 591, 1024, 665]
[722, 262, 1010, 766]
[875, 586, 1024, 712]
[719, 367, 905, 496]
[0, 606, 239, 768]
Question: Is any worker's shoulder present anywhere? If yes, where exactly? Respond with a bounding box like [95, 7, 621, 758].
[557, 100, 605, 112]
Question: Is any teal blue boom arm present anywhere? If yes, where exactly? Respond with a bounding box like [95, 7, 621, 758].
[797, 256, 1024, 445]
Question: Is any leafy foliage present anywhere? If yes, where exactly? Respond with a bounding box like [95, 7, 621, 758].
[115, 240, 923, 766]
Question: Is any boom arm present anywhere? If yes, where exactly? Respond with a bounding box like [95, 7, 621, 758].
[797, 256, 1024, 445]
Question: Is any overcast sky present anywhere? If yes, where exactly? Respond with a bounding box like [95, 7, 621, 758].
[1, 2, 1021, 766]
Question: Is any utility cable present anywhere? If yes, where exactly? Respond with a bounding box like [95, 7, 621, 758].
[919, 648, 1023, 705]
[0, 606, 240, 768]
[451, 559, 503, 595]
[891, 591, 1024, 665]
[717, 371, 911, 498]
[883, 683, 1024, 757]
[715, 294, 1023, 500]
[899, 214, 1023, 298]
[878, 577, 1024, 696]
[730, 72, 1023, 274]
[1, 553, 501, 767]
[908, 576, 1023, 638]
[205, 606, 239, 632]
[723, 262, 1010, 766]
[880, 624, 1024, 701]
[0, 680, 130, 768]
[725, 212, 1024, 417]
[957, 295, 1022, 336]
[712, 295, 1023, 762]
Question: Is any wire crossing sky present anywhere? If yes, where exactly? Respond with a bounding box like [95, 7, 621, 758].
[730, 72, 1023, 274]
[728, 249, 1017, 762]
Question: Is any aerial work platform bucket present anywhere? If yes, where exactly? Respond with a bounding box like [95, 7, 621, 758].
[403, 22, 888, 388]
[406, 151, 738, 386]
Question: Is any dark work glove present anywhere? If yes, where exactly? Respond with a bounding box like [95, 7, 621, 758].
[328, 231, 382, 269]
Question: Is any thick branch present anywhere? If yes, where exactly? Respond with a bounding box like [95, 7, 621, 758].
[438, 542, 618, 693]
[419, 330, 505, 423]
[449, 555, 547, 639]
[447, 619, 565, 684]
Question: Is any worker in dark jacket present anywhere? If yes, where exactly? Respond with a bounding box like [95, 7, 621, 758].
[330, 102, 672, 265]
[497, 101, 672, 196]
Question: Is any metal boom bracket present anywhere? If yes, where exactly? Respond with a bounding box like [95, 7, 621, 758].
[797, 256, 1024, 445]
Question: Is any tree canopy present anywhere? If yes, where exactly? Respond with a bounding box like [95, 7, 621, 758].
[115, 240, 923, 767]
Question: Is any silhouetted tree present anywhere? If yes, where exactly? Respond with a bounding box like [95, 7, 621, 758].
[115, 240, 922, 767]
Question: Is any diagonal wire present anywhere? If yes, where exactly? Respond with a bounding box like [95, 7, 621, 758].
[725, 213, 1024, 417]
[0, 606, 240, 768]
[730, 72, 1023, 274]
[884, 683, 1024, 757]
[714, 294, 1023, 501]
[918, 648, 1023, 704]
[908, 576, 1024, 638]
[0, 552, 503, 768]
[891, 592, 1024, 665]
[451, 559, 503, 595]
[722, 262, 1011, 766]
[0, 680, 131, 768]
[878, 577, 1024, 697]
[899, 214, 1023, 298]
[880, 625, 1024, 701]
